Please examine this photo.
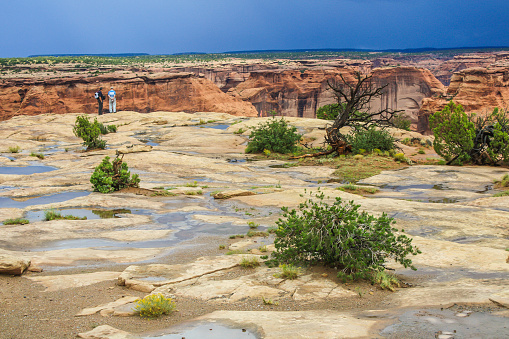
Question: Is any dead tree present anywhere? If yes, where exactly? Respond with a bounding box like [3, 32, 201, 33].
[292, 71, 402, 159]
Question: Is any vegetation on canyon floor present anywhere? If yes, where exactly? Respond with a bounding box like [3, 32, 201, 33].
[73, 115, 106, 150]
[90, 155, 140, 193]
[3, 218, 29, 225]
[246, 116, 302, 154]
[44, 209, 87, 221]
[134, 294, 177, 319]
[272, 191, 421, 282]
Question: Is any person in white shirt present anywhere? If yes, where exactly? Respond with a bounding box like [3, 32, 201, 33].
[108, 87, 116, 113]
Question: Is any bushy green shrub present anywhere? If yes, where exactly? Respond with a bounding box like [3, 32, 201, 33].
[316, 104, 342, 120]
[429, 102, 475, 164]
[485, 123, 509, 164]
[107, 124, 117, 133]
[135, 294, 176, 319]
[346, 127, 395, 154]
[73, 115, 106, 150]
[273, 191, 420, 280]
[8, 146, 21, 153]
[90, 156, 140, 193]
[245, 117, 302, 154]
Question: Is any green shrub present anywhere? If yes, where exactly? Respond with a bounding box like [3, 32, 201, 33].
[8, 146, 21, 153]
[3, 218, 29, 225]
[393, 153, 406, 162]
[371, 270, 401, 291]
[247, 230, 269, 237]
[97, 122, 109, 134]
[30, 152, 45, 159]
[240, 256, 260, 268]
[90, 156, 140, 193]
[44, 209, 87, 221]
[346, 127, 395, 154]
[316, 103, 342, 120]
[273, 191, 420, 280]
[107, 124, 117, 133]
[275, 263, 300, 279]
[392, 114, 412, 131]
[245, 117, 302, 154]
[135, 294, 176, 319]
[248, 221, 259, 229]
[73, 115, 106, 150]
[485, 123, 509, 164]
[494, 174, 509, 188]
[429, 102, 475, 165]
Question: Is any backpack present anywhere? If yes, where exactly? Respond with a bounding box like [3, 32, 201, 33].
[94, 92, 99, 99]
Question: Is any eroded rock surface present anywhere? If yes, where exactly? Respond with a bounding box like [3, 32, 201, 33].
[1, 111, 508, 338]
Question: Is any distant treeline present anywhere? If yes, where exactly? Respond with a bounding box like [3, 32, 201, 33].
[28, 53, 150, 58]
[25, 46, 509, 59]
[224, 46, 509, 54]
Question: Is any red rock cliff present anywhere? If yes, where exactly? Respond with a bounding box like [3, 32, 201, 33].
[418, 65, 509, 134]
[0, 72, 258, 120]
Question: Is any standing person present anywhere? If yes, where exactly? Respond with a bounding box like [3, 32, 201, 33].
[95, 87, 105, 115]
[108, 87, 117, 113]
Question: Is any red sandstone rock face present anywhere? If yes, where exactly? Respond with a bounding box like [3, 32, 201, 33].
[370, 67, 445, 125]
[229, 67, 444, 127]
[418, 65, 509, 134]
[229, 68, 357, 118]
[0, 72, 258, 120]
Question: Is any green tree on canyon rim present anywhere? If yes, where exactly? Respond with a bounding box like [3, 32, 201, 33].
[430, 101, 509, 165]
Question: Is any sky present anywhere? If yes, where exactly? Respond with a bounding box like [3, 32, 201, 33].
[1, 0, 508, 58]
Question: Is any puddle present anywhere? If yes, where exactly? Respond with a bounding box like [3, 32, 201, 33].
[143, 323, 258, 339]
[199, 124, 230, 130]
[139, 139, 159, 146]
[380, 184, 440, 192]
[228, 158, 247, 163]
[24, 208, 132, 222]
[3, 155, 16, 161]
[0, 191, 90, 208]
[0, 165, 57, 175]
[380, 308, 509, 338]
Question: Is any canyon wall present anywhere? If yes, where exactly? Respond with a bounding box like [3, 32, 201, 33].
[0, 72, 258, 120]
[228, 66, 444, 125]
[418, 64, 509, 134]
[2, 52, 509, 133]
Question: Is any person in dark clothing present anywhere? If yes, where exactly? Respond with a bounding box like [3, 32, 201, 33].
[96, 87, 105, 115]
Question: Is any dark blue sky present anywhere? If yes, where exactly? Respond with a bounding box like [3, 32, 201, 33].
[1, 0, 508, 58]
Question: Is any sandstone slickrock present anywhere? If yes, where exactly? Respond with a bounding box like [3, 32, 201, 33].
[77, 325, 140, 339]
[195, 310, 378, 339]
[0, 254, 30, 275]
[76, 296, 140, 316]
[26, 271, 121, 292]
